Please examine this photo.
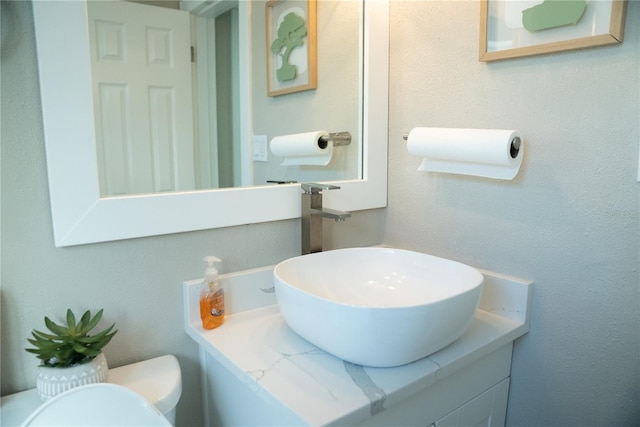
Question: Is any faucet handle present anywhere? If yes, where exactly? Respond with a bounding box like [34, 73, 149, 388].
[301, 182, 340, 194]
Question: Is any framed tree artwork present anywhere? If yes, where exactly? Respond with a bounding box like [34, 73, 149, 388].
[479, 0, 628, 62]
[266, 0, 317, 96]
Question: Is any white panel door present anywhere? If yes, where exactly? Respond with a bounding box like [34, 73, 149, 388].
[88, 1, 195, 196]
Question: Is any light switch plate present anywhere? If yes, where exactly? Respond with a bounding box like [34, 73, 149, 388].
[253, 135, 268, 162]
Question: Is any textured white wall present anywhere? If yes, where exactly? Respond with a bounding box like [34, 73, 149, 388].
[386, 1, 639, 426]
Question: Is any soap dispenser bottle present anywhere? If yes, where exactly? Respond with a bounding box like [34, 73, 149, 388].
[200, 256, 225, 330]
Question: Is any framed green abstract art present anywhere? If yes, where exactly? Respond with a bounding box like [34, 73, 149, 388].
[479, 0, 628, 62]
[266, 0, 317, 96]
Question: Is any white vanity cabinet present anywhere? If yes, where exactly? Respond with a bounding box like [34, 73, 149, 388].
[183, 265, 532, 426]
[360, 345, 512, 427]
[199, 343, 512, 427]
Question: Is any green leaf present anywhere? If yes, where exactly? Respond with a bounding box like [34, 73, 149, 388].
[66, 309, 77, 335]
[81, 323, 115, 340]
[72, 342, 89, 354]
[27, 338, 61, 350]
[44, 317, 68, 336]
[79, 309, 91, 330]
[77, 309, 103, 336]
[97, 330, 117, 348]
[25, 348, 52, 362]
[25, 347, 47, 356]
[31, 329, 63, 342]
[57, 347, 76, 366]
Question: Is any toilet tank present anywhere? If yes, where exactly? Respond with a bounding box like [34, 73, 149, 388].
[108, 355, 182, 424]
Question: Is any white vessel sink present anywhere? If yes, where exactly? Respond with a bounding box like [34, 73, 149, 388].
[273, 247, 484, 367]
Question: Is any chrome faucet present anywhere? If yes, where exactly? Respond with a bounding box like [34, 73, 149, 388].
[301, 183, 351, 255]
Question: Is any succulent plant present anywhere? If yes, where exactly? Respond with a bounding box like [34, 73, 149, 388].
[26, 309, 117, 368]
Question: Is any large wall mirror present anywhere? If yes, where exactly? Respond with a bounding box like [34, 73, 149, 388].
[33, 0, 388, 247]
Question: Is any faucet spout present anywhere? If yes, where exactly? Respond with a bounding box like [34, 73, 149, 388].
[309, 208, 352, 222]
[301, 182, 340, 194]
[301, 183, 350, 254]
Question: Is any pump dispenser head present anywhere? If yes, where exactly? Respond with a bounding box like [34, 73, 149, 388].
[203, 256, 221, 282]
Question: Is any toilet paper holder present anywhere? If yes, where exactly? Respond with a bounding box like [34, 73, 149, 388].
[402, 132, 521, 159]
[319, 132, 352, 148]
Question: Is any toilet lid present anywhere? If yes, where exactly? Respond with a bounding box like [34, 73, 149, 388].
[20, 383, 171, 427]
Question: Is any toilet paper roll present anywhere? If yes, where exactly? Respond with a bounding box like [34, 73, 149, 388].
[406, 127, 523, 180]
[270, 131, 333, 166]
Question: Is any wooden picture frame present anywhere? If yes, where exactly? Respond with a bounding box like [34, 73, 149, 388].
[479, 0, 627, 62]
[266, 0, 317, 96]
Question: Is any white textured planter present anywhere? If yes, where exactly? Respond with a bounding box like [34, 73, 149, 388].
[36, 352, 109, 400]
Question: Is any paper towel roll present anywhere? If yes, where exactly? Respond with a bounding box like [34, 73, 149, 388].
[270, 131, 333, 166]
[406, 127, 523, 180]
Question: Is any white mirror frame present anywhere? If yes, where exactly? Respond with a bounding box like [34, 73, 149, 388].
[33, 0, 388, 247]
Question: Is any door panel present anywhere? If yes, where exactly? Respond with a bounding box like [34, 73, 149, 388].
[88, 1, 195, 196]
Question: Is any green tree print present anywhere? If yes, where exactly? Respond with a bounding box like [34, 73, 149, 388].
[271, 12, 308, 82]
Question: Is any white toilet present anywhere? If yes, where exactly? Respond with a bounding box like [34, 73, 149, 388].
[20, 384, 171, 426]
[1, 355, 182, 426]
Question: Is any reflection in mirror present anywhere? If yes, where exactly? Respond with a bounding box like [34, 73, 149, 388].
[85, 0, 360, 197]
[251, 0, 360, 186]
[88, 0, 242, 196]
[87, 1, 197, 196]
[32, 0, 388, 246]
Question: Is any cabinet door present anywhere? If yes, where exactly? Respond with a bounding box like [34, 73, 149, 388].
[435, 378, 510, 427]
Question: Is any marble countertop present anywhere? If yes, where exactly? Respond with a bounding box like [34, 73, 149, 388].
[183, 264, 532, 426]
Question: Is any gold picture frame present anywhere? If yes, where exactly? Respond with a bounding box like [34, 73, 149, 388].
[266, 0, 317, 96]
[479, 0, 627, 62]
